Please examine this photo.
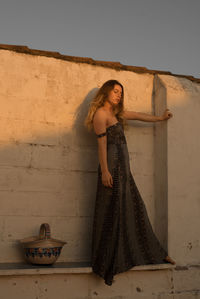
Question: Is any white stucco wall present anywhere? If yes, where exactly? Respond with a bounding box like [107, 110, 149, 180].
[0, 48, 199, 269]
[158, 75, 200, 265]
[0, 49, 157, 263]
[0, 46, 200, 299]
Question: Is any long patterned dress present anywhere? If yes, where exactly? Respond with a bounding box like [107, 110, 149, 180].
[91, 121, 170, 286]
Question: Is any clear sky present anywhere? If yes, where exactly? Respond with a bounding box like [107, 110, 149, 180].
[0, 0, 199, 78]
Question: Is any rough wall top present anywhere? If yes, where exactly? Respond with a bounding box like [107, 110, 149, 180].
[0, 44, 200, 84]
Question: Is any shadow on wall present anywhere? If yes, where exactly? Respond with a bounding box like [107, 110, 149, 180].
[72, 87, 99, 131]
[2, 74, 197, 263]
[0, 83, 168, 263]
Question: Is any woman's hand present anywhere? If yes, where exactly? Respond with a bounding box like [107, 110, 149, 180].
[161, 109, 173, 120]
[102, 170, 113, 188]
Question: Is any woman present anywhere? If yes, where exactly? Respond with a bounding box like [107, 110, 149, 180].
[84, 79, 175, 286]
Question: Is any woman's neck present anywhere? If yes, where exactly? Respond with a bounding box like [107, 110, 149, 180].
[103, 101, 115, 114]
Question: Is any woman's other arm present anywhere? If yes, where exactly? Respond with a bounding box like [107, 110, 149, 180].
[93, 110, 113, 188]
[123, 109, 173, 122]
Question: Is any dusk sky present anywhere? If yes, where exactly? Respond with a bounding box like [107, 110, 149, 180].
[0, 0, 199, 78]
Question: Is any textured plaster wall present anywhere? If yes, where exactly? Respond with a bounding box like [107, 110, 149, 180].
[153, 74, 200, 266]
[0, 266, 200, 299]
[158, 74, 200, 266]
[0, 49, 157, 263]
[0, 47, 200, 299]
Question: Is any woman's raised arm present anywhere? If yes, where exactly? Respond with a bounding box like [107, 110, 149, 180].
[123, 109, 173, 122]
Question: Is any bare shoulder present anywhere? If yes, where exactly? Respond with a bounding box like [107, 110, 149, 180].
[94, 107, 107, 117]
[93, 107, 108, 123]
[93, 108, 108, 134]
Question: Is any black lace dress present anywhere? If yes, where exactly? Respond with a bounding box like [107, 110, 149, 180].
[91, 121, 170, 286]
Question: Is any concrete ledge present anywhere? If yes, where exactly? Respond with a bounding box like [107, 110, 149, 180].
[0, 262, 175, 276]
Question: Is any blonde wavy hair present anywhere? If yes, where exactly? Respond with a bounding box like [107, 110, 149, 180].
[84, 79, 126, 131]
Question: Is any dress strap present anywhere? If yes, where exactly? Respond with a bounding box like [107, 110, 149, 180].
[96, 132, 107, 138]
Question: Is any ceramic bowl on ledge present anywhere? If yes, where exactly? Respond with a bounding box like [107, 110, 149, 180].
[19, 223, 67, 265]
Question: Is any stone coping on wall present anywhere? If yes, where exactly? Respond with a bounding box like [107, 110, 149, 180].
[0, 262, 176, 276]
[0, 43, 200, 84]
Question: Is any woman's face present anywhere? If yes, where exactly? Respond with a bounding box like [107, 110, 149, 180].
[107, 84, 122, 106]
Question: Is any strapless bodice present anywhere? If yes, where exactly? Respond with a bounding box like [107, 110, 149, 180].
[106, 122, 127, 145]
